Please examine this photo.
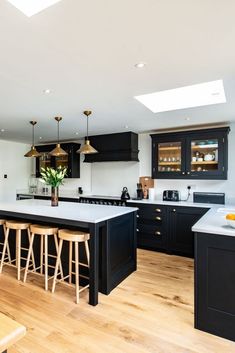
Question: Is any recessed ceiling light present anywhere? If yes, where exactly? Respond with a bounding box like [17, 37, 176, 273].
[135, 62, 146, 69]
[43, 89, 51, 94]
[7, 0, 62, 17]
[134, 80, 226, 113]
[0, 129, 5, 132]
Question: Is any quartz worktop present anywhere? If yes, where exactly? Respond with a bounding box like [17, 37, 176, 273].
[0, 199, 137, 223]
[127, 198, 217, 208]
[192, 206, 235, 237]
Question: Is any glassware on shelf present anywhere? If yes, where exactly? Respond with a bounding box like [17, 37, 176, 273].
[29, 174, 38, 194]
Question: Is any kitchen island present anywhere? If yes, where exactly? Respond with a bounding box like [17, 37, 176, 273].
[0, 199, 137, 306]
[192, 206, 235, 342]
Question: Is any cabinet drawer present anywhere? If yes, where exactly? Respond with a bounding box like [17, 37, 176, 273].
[137, 232, 166, 250]
[137, 223, 164, 236]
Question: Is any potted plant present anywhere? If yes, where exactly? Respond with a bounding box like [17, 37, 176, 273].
[40, 166, 67, 206]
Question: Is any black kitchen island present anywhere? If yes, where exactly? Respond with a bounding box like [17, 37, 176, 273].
[0, 199, 137, 306]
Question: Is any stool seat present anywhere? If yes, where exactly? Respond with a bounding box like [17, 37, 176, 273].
[59, 229, 90, 242]
[5, 221, 31, 230]
[0, 219, 5, 226]
[30, 224, 58, 235]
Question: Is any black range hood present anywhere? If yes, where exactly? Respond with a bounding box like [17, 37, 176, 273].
[84, 131, 139, 163]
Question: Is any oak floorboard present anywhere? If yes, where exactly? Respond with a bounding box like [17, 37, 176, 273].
[0, 249, 234, 353]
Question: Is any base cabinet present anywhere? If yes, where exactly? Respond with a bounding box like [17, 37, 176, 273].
[128, 202, 208, 257]
[169, 206, 208, 257]
[195, 232, 235, 342]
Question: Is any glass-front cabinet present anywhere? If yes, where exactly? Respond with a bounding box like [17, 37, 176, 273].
[35, 143, 81, 178]
[151, 127, 230, 180]
[155, 138, 185, 178]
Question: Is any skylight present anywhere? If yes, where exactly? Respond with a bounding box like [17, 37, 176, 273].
[7, 0, 62, 17]
[134, 80, 226, 113]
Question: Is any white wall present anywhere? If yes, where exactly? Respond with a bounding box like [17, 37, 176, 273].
[0, 140, 31, 201]
[35, 123, 235, 204]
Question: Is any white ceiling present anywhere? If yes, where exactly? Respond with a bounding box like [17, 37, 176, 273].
[0, 0, 235, 144]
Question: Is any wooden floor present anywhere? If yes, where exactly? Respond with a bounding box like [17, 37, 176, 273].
[0, 249, 235, 353]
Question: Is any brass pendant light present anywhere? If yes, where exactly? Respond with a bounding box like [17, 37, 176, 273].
[49, 117, 68, 156]
[24, 121, 41, 158]
[77, 110, 98, 154]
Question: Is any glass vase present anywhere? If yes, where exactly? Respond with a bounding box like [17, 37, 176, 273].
[51, 186, 59, 207]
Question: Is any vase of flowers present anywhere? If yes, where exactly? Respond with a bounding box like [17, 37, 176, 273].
[40, 166, 67, 206]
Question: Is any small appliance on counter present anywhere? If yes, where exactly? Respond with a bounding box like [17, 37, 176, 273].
[136, 183, 143, 200]
[193, 192, 225, 204]
[121, 187, 130, 201]
[163, 190, 180, 201]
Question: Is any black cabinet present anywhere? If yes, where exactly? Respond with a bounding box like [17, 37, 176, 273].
[151, 127, 229, 180]
[128, 203, 167, 251]
[84, 132, 139, 163]
[168, 206, 208, 257]
[128, 202, 208, 257]
[195, 232, 235, 341]
[35, 143, 81, 178]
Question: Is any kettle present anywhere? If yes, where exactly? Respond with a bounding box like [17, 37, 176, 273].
[121, 187, 130, 200]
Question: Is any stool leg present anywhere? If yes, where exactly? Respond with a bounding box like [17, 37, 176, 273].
[40, 235, 44, 274]
[23, 233, 35, 283]
[75, 241, 79, 304]
[3, 224, 11, 263]
[0, 227, 10, 273]
[69, 241, 72, 284]
[27, 228, 36, 272]
[84, 240, 90, 266]
[53, 233, 64, 279]
[44, 234, 48, 291]
[52, 239, 63, 293]
[16, 229, 21, 280]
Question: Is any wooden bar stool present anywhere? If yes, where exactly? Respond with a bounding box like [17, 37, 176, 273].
[0, 220, 11, 265]
[0, 220, 35, 280]
[23, 224, 64, 291]
[52, 229, 90, 304]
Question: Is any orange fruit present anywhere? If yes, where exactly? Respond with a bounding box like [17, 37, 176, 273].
[226, 213, 235, 220]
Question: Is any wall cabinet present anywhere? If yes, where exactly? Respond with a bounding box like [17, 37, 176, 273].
[151, 127, 230, 180]
[35, 143, 81, 178]
[128, 202, 208, 257]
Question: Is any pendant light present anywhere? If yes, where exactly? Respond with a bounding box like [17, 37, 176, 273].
[49, 117, 68, 156]
[77, 110, 98, 154]
[24, 121, 41, 157]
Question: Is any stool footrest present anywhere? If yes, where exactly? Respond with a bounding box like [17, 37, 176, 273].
[71, 260, 89, 268]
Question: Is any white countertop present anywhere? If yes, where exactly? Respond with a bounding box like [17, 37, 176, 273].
[0, 199, 137, 224]
[192, 206, 235, 237]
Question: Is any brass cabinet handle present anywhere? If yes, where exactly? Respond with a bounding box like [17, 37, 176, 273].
[155, 208, 162, 213]
[172, 209, 176, 212]
[155, 231, 161, 236]
[136, 214, 139, 218]
[136, 228, 140, 232]
[156, 216, 162, 221]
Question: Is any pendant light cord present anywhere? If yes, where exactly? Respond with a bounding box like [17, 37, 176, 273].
[57, 120, 60, 144]
[86, 116, 89, 141]
[32, 123, 34, 146]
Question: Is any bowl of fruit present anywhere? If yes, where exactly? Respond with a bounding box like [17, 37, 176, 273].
[226, 214, 235, 228]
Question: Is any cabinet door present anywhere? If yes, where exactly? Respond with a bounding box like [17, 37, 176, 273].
[152, 137, 186, 179]
[169, 207, 207, 257]
[186, 131, 227, 179]
[36, 151, 55, 177]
